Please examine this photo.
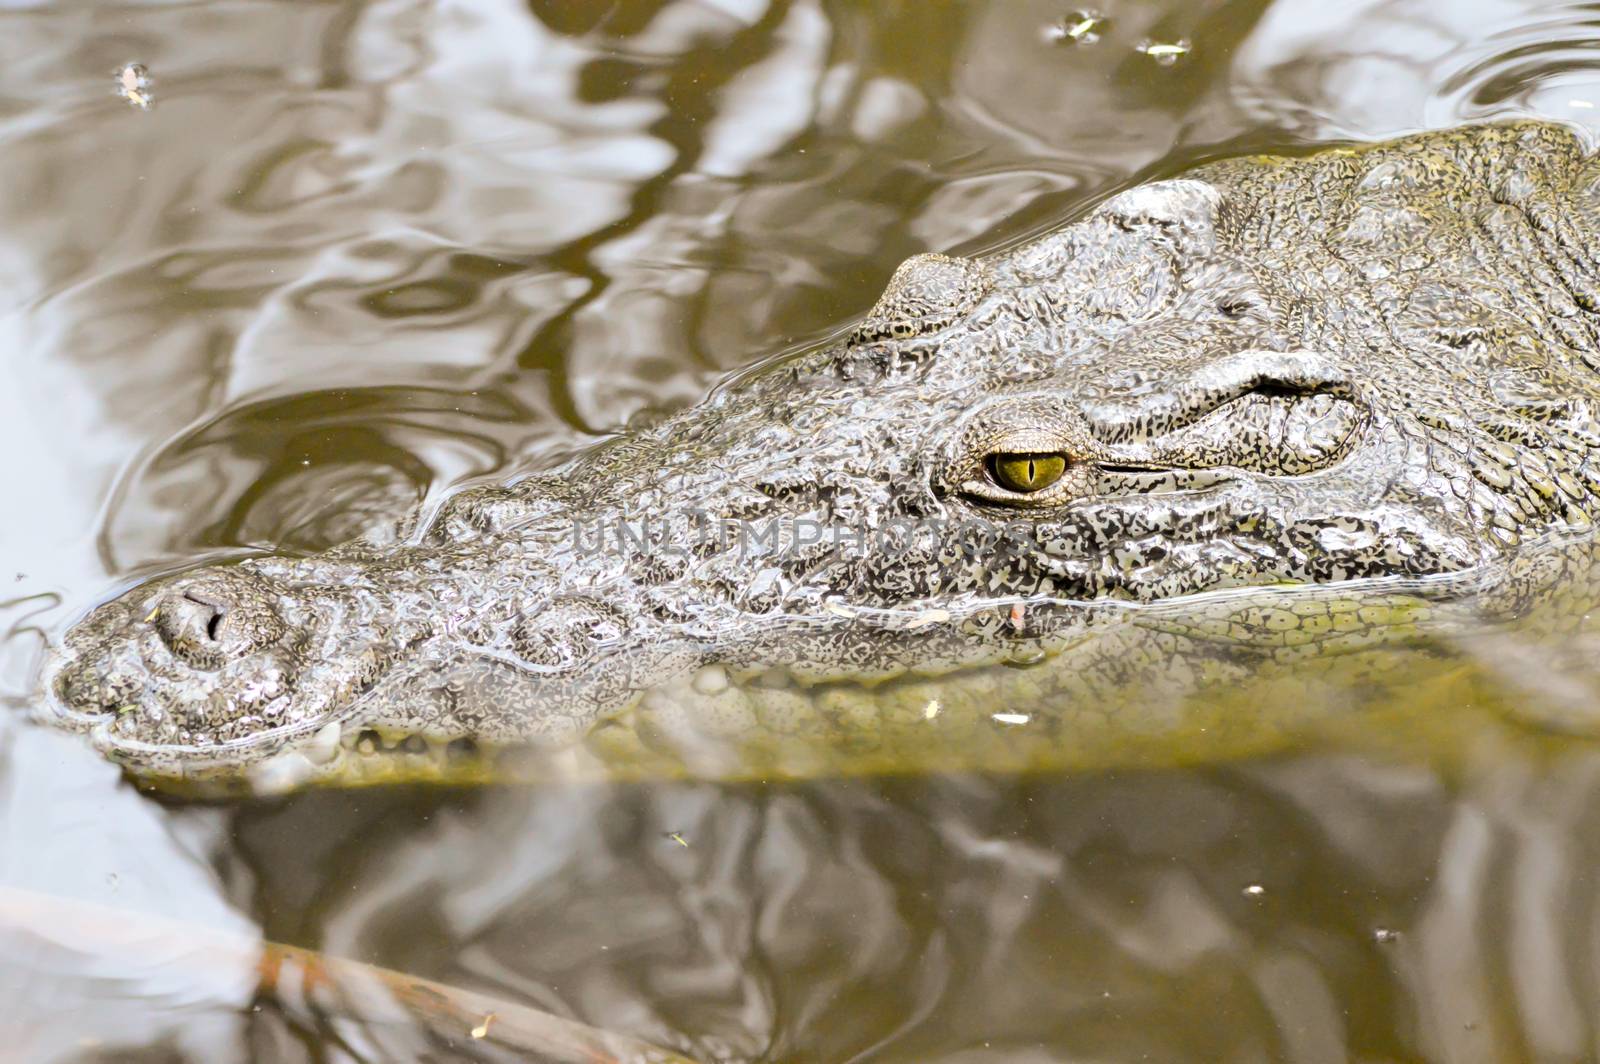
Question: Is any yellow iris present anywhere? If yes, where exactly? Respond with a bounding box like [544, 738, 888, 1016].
[988, 453, 1067, 493]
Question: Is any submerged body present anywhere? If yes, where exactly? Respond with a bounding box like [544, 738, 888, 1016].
[41, 121, 1600, 791]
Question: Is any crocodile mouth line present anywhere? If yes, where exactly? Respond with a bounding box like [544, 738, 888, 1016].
[56, 644, 1093, 794]
[62, 572, 1452, 798]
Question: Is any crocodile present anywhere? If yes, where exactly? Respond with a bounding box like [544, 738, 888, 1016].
[39, 121, 1600, 793]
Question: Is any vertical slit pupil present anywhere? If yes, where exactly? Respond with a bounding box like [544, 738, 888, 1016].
[987, 452, 1068, 494]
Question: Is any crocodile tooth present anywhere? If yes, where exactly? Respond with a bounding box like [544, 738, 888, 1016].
[248, 751, 315, 795]
[302, 720, 342, 764]
[692, 665, 730, 695]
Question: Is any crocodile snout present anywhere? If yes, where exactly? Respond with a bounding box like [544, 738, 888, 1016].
[45, 564, 302, 739]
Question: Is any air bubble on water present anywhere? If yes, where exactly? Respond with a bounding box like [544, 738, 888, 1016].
[1044, 11, 1106, 47]
[1373, 927, 1400, 943]
[1242, 883, 1265, 897]
[114, 63, 153, 110]
[1135, 39, 1190, 66]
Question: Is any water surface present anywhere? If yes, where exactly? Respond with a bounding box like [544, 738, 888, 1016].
[6, 0, 1600, 1059]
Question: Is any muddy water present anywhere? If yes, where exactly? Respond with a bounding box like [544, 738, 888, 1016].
[6, 0, 1600, 1059]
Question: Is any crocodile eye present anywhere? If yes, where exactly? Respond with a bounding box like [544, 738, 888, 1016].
[988, 453, 1068, 493]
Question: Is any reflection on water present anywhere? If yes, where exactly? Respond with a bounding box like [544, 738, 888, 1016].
[7, 0, 1600, 1058]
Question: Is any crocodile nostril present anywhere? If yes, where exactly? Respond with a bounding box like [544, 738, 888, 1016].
[149, 573, 286, 669]
[153, 590, 233, 668]
[181, 592, 227, 643]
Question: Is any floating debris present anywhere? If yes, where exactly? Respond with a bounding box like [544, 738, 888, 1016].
[1242, 884, 1265, 897]
[143, 606, 160, 624]
[665, 831, 689, 848]
[904, 607, 950, 629]
[1009, 603, 1027, 631]
[470, 1013, 495, 1039]
[1045, 10, 1106, 46]
[991, 712, 1031, 726]
[922, 698, 941, 721]
[1135, 39, 1191, 66]
[114, 63, 153, 110]
[1373, 927, 1400, 943]
[1572, 99, 1596, 110]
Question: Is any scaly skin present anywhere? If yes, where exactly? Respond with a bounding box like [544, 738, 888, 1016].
[39, 121, 1600, 792]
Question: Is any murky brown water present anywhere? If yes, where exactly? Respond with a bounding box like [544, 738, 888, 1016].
[8, 0, 1600, 1059]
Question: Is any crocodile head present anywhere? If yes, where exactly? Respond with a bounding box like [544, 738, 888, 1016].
[41, 122, 1600, 791]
